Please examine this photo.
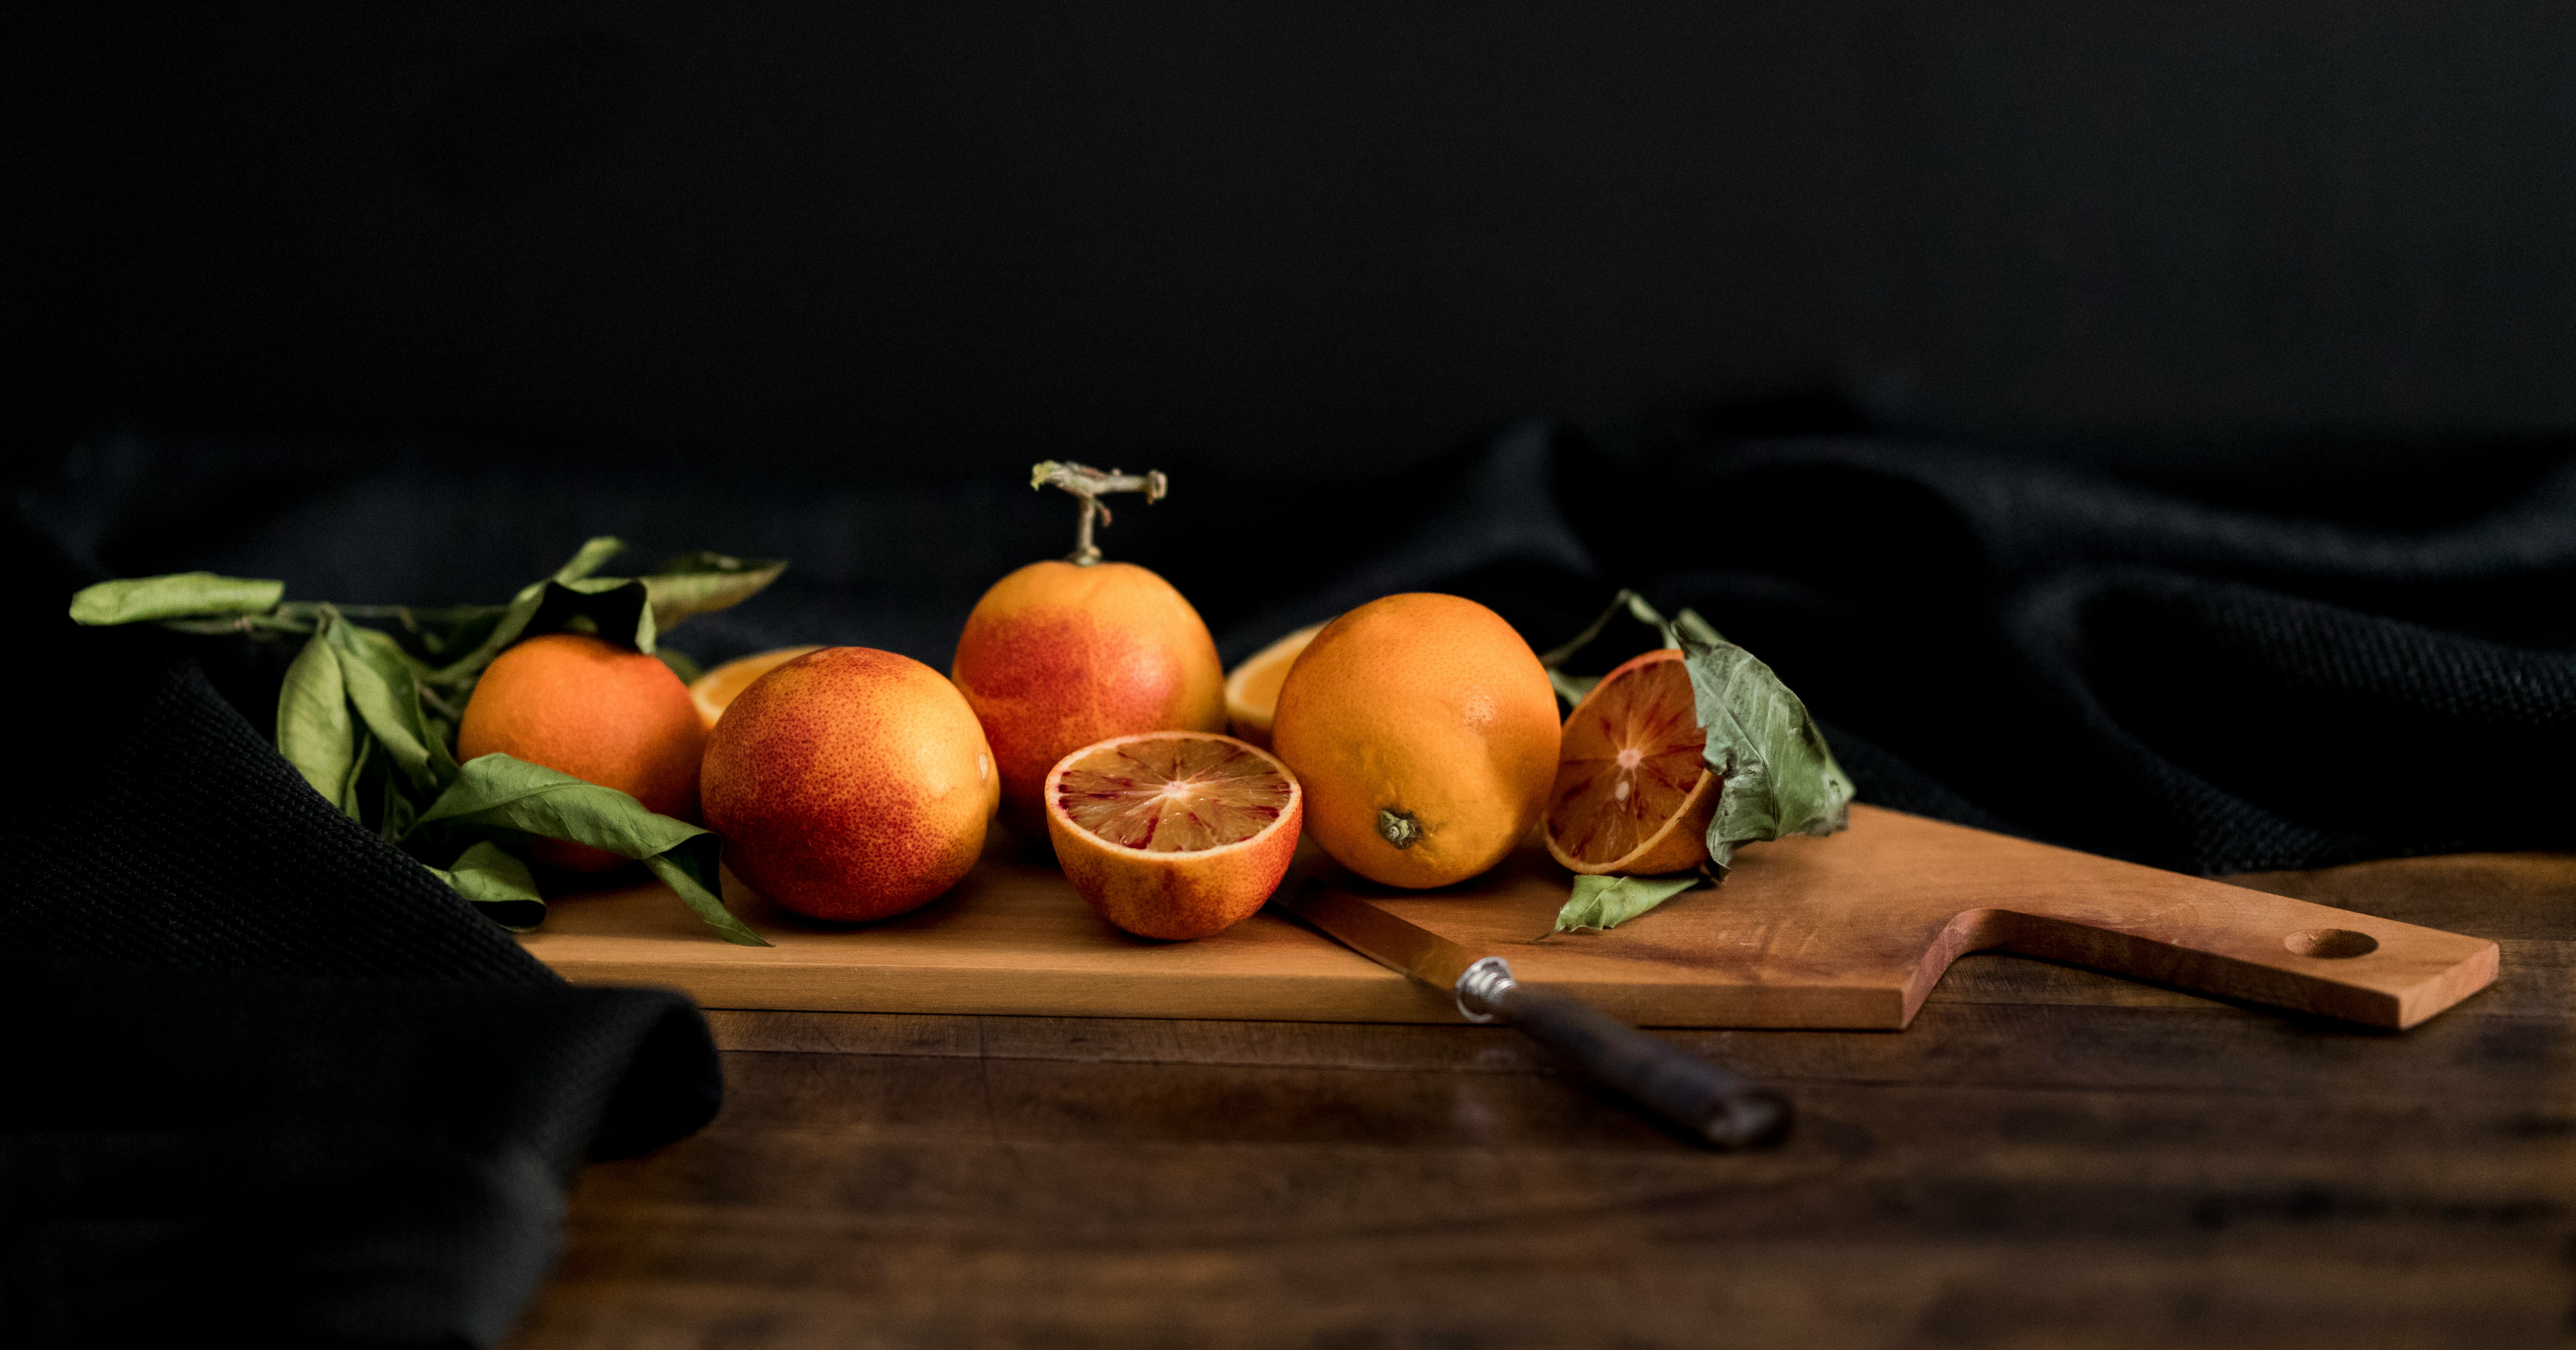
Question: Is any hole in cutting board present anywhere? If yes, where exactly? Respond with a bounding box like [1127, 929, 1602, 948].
[2284, 928, 2378, 959]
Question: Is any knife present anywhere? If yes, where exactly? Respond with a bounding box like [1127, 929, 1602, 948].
[1280, 873, 1791, 1148]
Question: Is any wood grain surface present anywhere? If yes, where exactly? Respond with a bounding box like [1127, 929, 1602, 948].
[519, 806, 2496, 1029]
[518, 831, 1449, 1023]
[502, 848, 2574, 1350]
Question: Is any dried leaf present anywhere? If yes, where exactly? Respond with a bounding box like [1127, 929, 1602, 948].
[1671, 607, 1724, 647]
[1534, 587, 1845, 932]
[1548, 669, 1601, 706]
[1538, 589, 1649, 669]
[1539, 588, 1721, 709]
[1680, 628, 1852, 871]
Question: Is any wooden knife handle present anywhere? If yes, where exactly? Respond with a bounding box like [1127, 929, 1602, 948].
[1460, 958, 1790, 1148]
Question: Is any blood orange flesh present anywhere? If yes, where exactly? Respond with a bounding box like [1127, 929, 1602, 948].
[1543, 650, 1716, 874]
[1043, 731, 1304, 941]
[1055, 734, 1294, 851]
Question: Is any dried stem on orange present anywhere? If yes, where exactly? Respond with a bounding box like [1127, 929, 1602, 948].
[1031, 460, 1168, 565]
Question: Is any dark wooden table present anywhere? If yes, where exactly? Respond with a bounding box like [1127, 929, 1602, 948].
[507, 854, 2573, 1348]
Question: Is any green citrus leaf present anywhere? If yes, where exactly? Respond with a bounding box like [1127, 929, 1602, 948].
[417, 538, 626, 685]
[532, 577, 657, 652]
[425, 584, 541, 685]
[340, 729, 375, 821]
[638, 845, 737, 942]
[419, 540, 773, 683]
[655, 646, 704, 684]
[413, 753, 769, 946]
[378, 752, 419, 842]
[68, 572, 284, 625]
[405, 604, 509, 658]
[553, 536, 629, 583]
[275, 619, 360, 816]
[645, 551, 787, 631]
[1550, 872, 1702, 935]
[425, 840, 547, 930]
[330, 621, 458, 796]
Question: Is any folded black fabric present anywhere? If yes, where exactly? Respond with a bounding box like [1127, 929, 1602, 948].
[0, 516, 720, 1348]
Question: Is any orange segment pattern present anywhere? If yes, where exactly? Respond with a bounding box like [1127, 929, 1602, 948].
[1545, 658, 1707, 865]
[1056, 736, 1296, 853]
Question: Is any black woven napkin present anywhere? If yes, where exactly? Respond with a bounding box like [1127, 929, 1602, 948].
[0, 515, 720, 1348]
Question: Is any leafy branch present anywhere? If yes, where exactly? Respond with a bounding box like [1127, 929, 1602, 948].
[68, 538, 787, 945]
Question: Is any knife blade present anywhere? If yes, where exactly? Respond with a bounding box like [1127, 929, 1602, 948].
[1280, 867, 1791, 1149]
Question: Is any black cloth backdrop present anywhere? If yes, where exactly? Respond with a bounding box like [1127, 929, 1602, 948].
[1558, 429, 2576, 874]
[7, 422, 2574, 1343]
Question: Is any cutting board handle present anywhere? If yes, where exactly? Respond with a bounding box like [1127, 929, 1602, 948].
[1924, 887, 2499, 1029]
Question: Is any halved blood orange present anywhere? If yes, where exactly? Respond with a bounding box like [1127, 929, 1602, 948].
[1543, 649, 1717, 875]
[689, 645, 824, 729]
[1221, 621, 1326, 749]
[1043, 731, 1303, 940]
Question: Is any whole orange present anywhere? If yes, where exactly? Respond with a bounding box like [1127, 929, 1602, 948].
[458, 632, 707, 871]
[1270, 593, 1560, 888]
[700, 647, 999, 921]
[951, 560, 1224, 835]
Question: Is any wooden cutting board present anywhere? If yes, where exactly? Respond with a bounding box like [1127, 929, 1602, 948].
[517, 804, 2498, 1029]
